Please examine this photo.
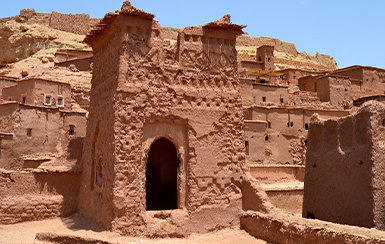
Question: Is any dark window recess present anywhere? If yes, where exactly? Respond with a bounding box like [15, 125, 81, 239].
[267, 57, 271, 62]
[382, 119, 385, 126]
[287, 122, 290, 127]
[265, 136, 269, 141]
[245, 141, 249, 155]
[305, 123, 309, 130]
[57, 97, 64, 106]
[45, 95, 51, 104]
[258, 57, 262, 62]
[260, 79, 266, 84]
[345, 88, 348, 92]
[304, 139, 308, 146]
[262, 97, 266, 102]
[27, 128, 32, 137]
[69, 125, 75, 135]
[267, 121, 271, 128]
[280, 98, 284, 103]
[290, 122, 294, 127]
[22, 97, 26, 104]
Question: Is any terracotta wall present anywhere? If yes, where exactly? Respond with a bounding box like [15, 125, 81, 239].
[252, 84, 289, 105]
[2, 79, 72, 110]
[0, 170, 80, 224]
[303, 101, 385, 230]
[49, 11, 90, 35]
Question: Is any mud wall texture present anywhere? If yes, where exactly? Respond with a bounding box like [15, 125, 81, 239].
[303, 101, 385, 230]
[0, 104, 86, 170]
[79, 11, 246, 236]
[0, 170, 80, 224]
[244, 106, 349, 165]
[49, 11, 90, 35]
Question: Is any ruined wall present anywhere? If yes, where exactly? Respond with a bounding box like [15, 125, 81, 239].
[49, 11, 90, 35]
[303, 101, 385, 230]
[0, 170, 80, 224]
[80, 10, 246, 236]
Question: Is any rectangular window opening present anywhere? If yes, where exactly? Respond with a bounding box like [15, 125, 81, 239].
[57, 96, 64, 107]
[262, 96, 266, 102]
[22, 96, 26, 104]
[44, 95, 51, 105]
[69, 125, 75, 135]
[27, 128, 32, 137]
[245, 141, 249, 155]
[305, 123, 309, 130]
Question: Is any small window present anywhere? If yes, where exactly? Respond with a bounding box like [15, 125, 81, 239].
[293, 76, 296, 79]
[22, 96, 26, 104]
[258, 57, 262, 62]
[305, 123, 309, 130]
[27, 128, 32, 137]
[265, 135, 269, 141]
[267, 57, 271, 62]
[8, 97, 12, 101]
[57, 96, 64, 107]
[382, 119, 385, 126]
[345, 88, 348, 92]
[372, 78, 374, 82]
[44, 95, 51, 105]
[291, 122, 294, 127]
[262, 97, 266, 102]
[253, 96, 256, 104]
[69, 125, 75, 135]
[304, 139, 308, 146]
[245, 141, 249, 155]
[280, 98, 284, 103]
[287, 122, 290, 127]
[267, 121, 271, 128]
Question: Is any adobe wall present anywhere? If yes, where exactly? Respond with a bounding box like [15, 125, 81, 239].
[79, 8, 246, 236]
[0, 169, 80, 224]
[252, 83, 289, 105]
[0, 77, 16, 99]
[3, 79, 72, 110]
[244, 120, 266, 163]
[317, 76, 353, 109]
[303, 101, 385, 230]
[0, 104, 87, 170]
[49, 11, 90, 35]
[245, 106, 349, 165]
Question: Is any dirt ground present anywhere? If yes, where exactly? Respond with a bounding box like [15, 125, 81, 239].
[0, 214, 268, 244]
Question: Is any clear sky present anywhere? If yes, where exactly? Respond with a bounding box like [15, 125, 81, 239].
[1, 0, 384, 69]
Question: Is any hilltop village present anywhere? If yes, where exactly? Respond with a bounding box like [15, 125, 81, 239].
[0, 2, 385, 243]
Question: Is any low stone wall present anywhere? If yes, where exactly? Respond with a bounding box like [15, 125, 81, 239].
[49, 11, 90, 35]
[0, 169, 81, 224]
[0, 195, 78, 224]
[241, 211, 385, 244]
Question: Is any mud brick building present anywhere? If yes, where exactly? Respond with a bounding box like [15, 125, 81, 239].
[2, 78, 72, 110]
[79, 2, 247, 235]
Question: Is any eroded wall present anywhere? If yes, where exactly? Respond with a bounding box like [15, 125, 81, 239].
[303, 101, 385, 230]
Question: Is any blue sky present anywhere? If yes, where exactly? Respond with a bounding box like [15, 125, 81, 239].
[1, 0, 384, 69]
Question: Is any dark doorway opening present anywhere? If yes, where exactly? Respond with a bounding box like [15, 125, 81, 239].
[146, 138, 179, 210]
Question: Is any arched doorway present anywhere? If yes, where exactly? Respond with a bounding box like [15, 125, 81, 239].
[146, 137, 179, 210]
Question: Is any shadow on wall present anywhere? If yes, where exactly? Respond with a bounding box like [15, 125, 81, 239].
[67, 137, 84, 162]
[59, 214, 105, 232]
[34, 172, 81, 196]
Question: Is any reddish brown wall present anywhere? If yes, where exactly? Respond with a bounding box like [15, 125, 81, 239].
[303, 101, 385, 230]
[49, 11, 90, 35]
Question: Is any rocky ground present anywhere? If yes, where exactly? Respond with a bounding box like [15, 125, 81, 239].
[0, 214, 267, 244]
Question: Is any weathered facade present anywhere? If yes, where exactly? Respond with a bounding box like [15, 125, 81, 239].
[79, 2, 246, 235]
[2, 78, 72, 110]
[303, 101, 385, 230]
